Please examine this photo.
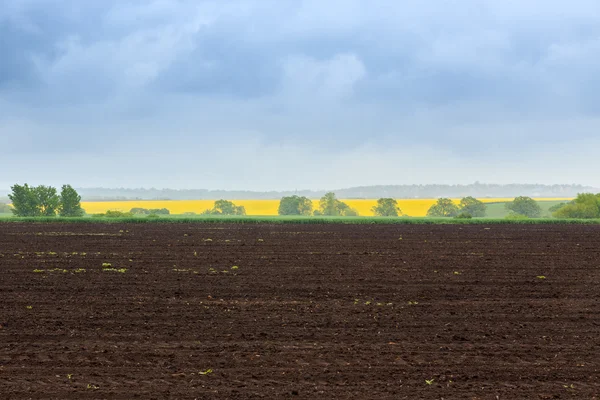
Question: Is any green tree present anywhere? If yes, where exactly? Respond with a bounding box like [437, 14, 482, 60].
[427, 198, 460, 217]
[553, 193, 600, 219]
[8, 184, 39, 216]
[59, 185, 85, 217]
[372, 198, 402, 217]
[34, 185, 60, 216]
[505, 196, 542, 218]
[278, 195, 313, 216]
[317, 192, 359, 216]
[203, 200, 246, 215]
[319, 192, 339, 216]
[337, 202, 359, 216]
[458, 196, 486, 217]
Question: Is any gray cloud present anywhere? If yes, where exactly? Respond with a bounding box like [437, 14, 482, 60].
[1, 0, 600, 189]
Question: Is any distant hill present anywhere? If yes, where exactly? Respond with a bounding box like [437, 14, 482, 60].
[70, 183, 596, 201]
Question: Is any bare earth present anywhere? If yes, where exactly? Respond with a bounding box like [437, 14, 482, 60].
[1, 222, 599, 399]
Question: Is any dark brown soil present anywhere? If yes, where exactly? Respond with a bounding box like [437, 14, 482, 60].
[1, 223, 600, 399]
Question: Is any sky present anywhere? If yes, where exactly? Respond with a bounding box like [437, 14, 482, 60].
[1, 0, 600, 190]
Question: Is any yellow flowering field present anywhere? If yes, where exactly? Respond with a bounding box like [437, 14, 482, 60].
[81, 198, 572, 217]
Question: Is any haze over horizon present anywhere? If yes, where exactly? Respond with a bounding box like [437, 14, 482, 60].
[2, 0, 600, 191]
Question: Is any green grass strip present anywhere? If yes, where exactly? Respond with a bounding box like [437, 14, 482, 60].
[0, 216, 599, 224]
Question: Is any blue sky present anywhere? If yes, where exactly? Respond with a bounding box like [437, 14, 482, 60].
[1, 0, 600, 190]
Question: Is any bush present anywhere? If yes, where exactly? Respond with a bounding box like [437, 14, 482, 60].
[505, 213, 529, 220]
[104, 210, 134, 218]
[455, 212, 473, 219]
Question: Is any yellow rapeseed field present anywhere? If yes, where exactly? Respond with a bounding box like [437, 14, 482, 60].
[81, 198, 571, 217]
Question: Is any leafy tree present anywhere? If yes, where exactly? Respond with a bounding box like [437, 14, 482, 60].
[458, 196, 486, 217]
[372, 198, 402, 217]
[9, 184, 60, 217]
[34, 186, 60, 216]
[426, 198, 460, 217]
[319, 192, 339, 216]
[505, 196, 542, 218]
[337, 202, 359, 216]
[203, 200, 246, 216]
[8, 184, 39, 216]
[316, 192, 359, 216]
[59, 185, 85, 217]
[278, 195, 313, 216]
[553, 193, 600, 219]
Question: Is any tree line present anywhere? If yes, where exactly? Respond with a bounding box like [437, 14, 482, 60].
[5, 183, 596, 219]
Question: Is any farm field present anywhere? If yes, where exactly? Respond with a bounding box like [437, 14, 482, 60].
[80, 198, 572, 217]
[1, 223, 600, 399]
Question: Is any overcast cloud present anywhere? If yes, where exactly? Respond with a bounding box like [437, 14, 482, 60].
[1, 0, 600, 190]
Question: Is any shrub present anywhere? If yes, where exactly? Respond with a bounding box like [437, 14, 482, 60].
[455, 212, 473, 219]
[104, 210, 134, 218]
[505, 213, 529, 220]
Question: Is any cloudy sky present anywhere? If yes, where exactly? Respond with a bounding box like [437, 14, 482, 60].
[1, 0, 600, 190]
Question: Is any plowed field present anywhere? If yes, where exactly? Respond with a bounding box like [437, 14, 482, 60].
[1, 223, 599, 399]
